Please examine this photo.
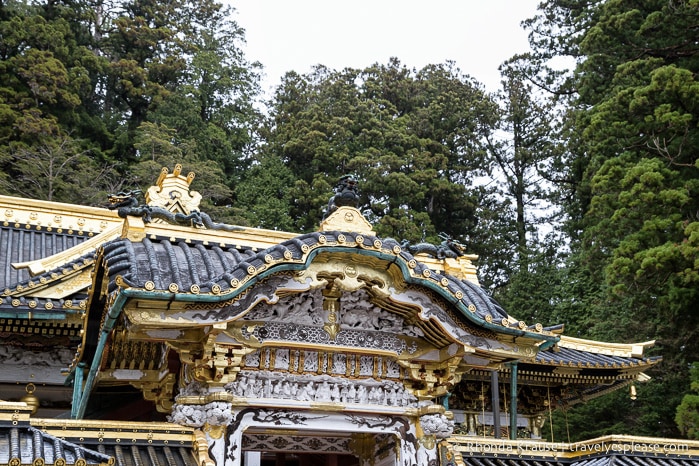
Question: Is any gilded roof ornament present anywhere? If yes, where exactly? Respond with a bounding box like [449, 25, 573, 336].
[146, 164, 201, 214]
[107, 165, 242, 232]
[319, 175, 375, 235]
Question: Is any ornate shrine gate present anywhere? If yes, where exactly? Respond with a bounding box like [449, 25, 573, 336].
[75, 168, 558, 465]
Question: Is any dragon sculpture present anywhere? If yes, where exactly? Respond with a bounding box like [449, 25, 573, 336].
[107, 190, 243, 232]
[399, 233, 467, 259]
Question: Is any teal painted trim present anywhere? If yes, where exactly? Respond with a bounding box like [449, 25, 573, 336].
[0, 311, 73, 319]
[509, 361, 518, 440]
[70, 364, 84, 418]
[73, 243, 558, 418]
[121, 244, 557, 344]
[73, 292, 128, 419]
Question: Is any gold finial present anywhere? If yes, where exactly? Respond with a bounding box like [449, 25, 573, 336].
[145, 165, 202, 215]
[20, 383, 39, 414]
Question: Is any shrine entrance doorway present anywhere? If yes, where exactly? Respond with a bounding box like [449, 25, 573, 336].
[240, 429, 399, 466]
[243, 452, 359, 466]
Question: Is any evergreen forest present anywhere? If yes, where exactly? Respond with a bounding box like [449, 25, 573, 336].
[1, 0, 697, 441]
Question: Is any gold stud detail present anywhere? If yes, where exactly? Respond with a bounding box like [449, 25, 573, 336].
[264, 254, 274, 264]
[301, 244, 310, 253]
[230, 278, 240, 288]
[408, 259, 417, 269]
[392, 245, 401, 254]
[373, 239, 382, 249]
[168, 283, 179, 293]
[318, 235, 327, 244]
[337, 234, 346, 243]
[485, 314, 493, 323]
[283, 250, 293, 260]
[211, 284, 221, 294]
[467, 303, 475, 312]
[422, 269, 431, 278]
[355, 235, 364, 244]
[190, 284, 200, 294]
[247, 265, 256, 275]
[45, 302, 54, 310]
[144, 281, 155, 291]
[440, 278, 449, 287]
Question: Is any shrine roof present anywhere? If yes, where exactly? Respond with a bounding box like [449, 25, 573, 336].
[0, 195, 122, 319]
[100, 230, 519, 331]
[461, 454, 697, 466]
[446, 436, 699, 466]
[0, 403, 204, 466]
[532, 345, 661, 371]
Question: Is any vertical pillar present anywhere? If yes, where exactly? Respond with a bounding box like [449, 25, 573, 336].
[491, 370, 500, 438]
[71, 364, 85, 419]
[243, 452, 261, 466]
[509, 362, 518, 440]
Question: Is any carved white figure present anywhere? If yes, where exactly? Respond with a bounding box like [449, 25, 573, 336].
[347, 384, 357, 403]
[420, 413, 455, 438]
[357, 385, 368, 404]
[235, 376, 248, 397]
[297, 382, 315, 401]
[330, 383, 341, 402]
[315, 381, 331, 401]
[388, 388, 398, 406]
[281, 381, 292, 398]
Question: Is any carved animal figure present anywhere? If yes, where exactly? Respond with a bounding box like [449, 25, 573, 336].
[107, 190, 242, 231]
[323, 174, 360, 219]
[400, 233, 467, 259]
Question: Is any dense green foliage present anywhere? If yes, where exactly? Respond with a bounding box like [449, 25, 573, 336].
[1, 0, 698, 440]
[521, 0, 699, 439]
[677, 363, 699, 439]
[0, 0, 261, 216]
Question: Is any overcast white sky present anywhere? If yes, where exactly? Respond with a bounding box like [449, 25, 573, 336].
[231, 1, 540, 97]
